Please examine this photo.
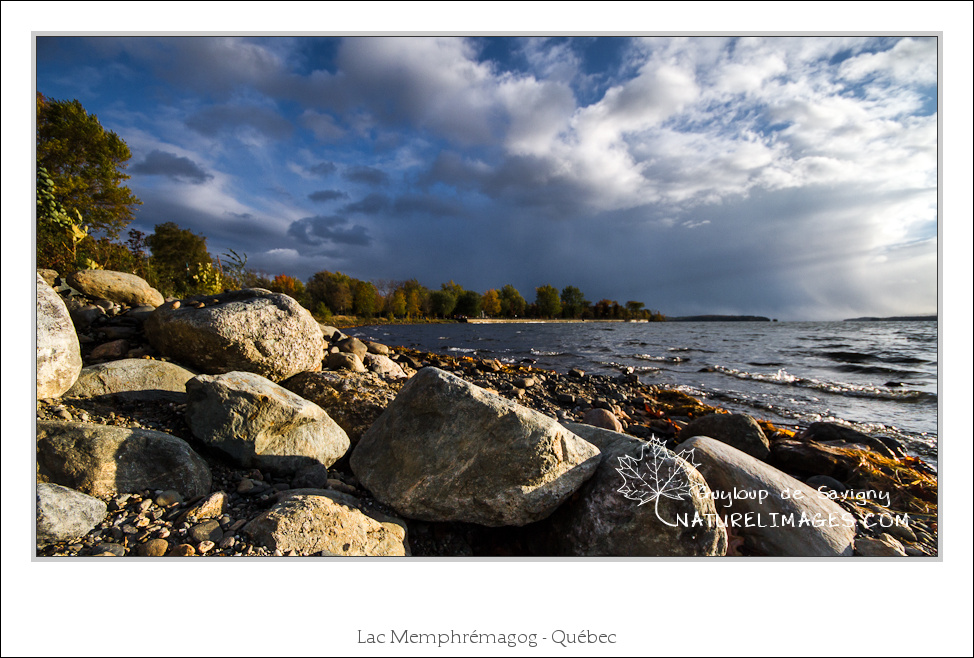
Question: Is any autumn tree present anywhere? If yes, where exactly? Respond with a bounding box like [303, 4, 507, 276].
[270, 274, 309, 306]
[36, 93, 141, 240]
[482, 289, 501, 317]
[535, 284, 562, 319]
[353, 281, 380, 318]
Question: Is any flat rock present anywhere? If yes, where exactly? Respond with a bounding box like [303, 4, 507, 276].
[677, 436, 856, 557]
[36, 483, 108, 544]
[244, 490, 408, 556]
[185, 371, 350, 473]
[143, 288, 323, 382]
[350, 367, 601, 527]
[680, 413, 770, 461]
[36, 421, 212, 500]
[37, 273, 82, 399]
[66, 358, 197, 402]
[540, 424, 727, 556]
[67, 269, 164, 307]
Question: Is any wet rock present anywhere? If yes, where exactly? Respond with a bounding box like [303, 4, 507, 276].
[244, 490, 408, 556]
[798, 422, 900, 460]
[350, 367, 601, 526]
[37, 273, 83, 399]
[67, 269, 164, 308]
[680, 413, 770, 461]
[66, 359, 197, 402]
[36, 483, 108, 544]
[36, 421, 212, 500]
[541, 424, 727, 556]
[185, 371, 349, 473]
[144, 288, 323, 382]
[677, 436, 856, 557]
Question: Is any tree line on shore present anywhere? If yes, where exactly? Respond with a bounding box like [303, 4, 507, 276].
[36, 92, 666, 323]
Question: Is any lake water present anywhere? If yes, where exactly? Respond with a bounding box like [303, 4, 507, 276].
[346, 320, 939, 466]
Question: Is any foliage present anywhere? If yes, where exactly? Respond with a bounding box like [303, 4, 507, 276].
[535, 284, 562, 318]
[352, 280, 380, 318]
[36, 93, 141, 239]
[499, 284, 526, 318]
[430, 289, 457, 318]
[481, 289, 501, 317]
[560, 285, 589, 319]
[454, 289, 482, 318]
[36, 165, 88, 272]
[270, 274, 308, 305]
[145, 222, 217, 297]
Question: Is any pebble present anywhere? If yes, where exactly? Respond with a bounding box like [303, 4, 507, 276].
[93, 542, 125, 557]
[237, 478, 256, 494]
[155, 490, 183, 507]
[188, 520, 223, 544]
[197, 540, 216, 554]
[140, 539, 169, 557]
[219, 536, 236, 550]
[171, 543, 195, 557]
[157, 528, 171, 539]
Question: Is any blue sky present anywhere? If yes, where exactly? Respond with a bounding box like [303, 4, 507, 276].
[34, 34, 940, 320]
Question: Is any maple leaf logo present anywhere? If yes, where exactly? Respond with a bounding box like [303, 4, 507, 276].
[616, 436, 707, 527]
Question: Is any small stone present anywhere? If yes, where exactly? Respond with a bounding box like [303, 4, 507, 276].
[219, 535, 236, 550]
[514, 377, 535, 389]
[55, 408, 73, 421]
[154, 490, 183, 507]
[139, 539, 169, 557]
[237, 478, 256, 494]
[197, 540, 216, 554]
[171, 543, 195, 556]
[121, 524, 139, 535]
[92, 542, 125, 557]
[157, 528, 171, 539]
[188, 519, 223, 544]
[136, 516, 150, 528]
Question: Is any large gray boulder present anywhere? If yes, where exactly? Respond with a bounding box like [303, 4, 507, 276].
[36, 421, 212, 500]
[350, 367, 601, 527]
[37, 273, 82, 399]
[66, 358, 197, 401]
[36, 483, 108, 544]
[677, 436, 856, 557]
[67, 269, 164, 307]
[540, 423, 727, 556]
[185, 371, 350, 473]
[680, 413, 770, 461]
[244, 490, 408, 556]
[144, 289, 323, 382]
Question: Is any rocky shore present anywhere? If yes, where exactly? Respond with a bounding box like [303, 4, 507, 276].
[35, 269, 938, 558]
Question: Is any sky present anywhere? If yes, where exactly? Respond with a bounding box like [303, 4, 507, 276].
[34, 35, 940, 320]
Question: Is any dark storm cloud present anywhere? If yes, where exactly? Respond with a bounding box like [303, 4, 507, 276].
[342, 193, 390, 215]
[393, 194, 464, 218]
[308, 189, 348, 203]
[185, 104, 292, 139]
[309, 161, 338, 176]
[342, 165, 390, 186]
[287, 215, 372, 246]
[130, 150, 213, 184]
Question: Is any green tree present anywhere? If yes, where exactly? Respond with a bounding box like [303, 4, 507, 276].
[389, 289, 407, 318]
[535, 284, 562, 319]
[430, 289, 457, 318]
[499, 284, 526, 318]
[560, 286, 589, 319]
[454, 289, 482, 318]
[145, 222, 218, 297]
[36, 93, 142, 239]
[353, 281, 380, 318]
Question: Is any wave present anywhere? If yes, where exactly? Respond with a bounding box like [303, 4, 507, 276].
[445, 347, 478, 354]
[597, 360, 661, 374]
[633, 353, 689, 363]
[831, 364, 924, 378]
[820, 350, 931, 366]
[530, 348, 572, 357]
[709, 365, 937, 403]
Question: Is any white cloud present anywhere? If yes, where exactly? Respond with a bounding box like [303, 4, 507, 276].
[839, 37, 937, 85]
